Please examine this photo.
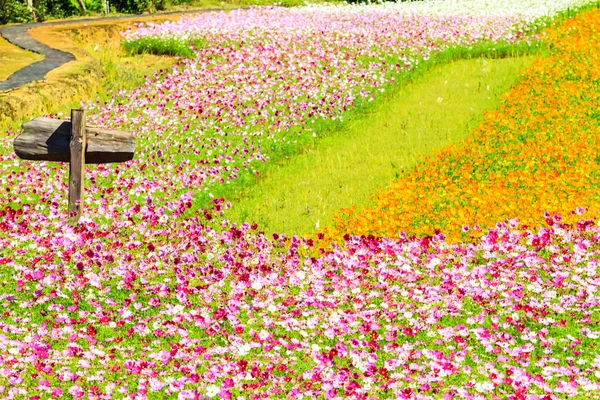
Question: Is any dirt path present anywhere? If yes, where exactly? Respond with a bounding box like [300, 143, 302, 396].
[0, 24, 75, 91]
[0, 9, 229, 92]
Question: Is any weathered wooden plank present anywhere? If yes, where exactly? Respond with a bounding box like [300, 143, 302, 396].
[13, 117, 135, 164]
[68, 109, 86, 223]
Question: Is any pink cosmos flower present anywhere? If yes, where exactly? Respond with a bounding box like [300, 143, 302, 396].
[68, 385, 84, 399]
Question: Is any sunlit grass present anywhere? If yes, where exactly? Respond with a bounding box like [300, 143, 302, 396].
[226, 55, 535, 236]
[122, 36, 208, 57]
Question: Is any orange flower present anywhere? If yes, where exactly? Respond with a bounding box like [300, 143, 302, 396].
[324, 10, 600, 243]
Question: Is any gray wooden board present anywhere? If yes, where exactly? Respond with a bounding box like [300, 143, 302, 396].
[14, 117, 135, 164]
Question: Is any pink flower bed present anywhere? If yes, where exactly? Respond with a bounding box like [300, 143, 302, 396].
[0, 202, 599, 398]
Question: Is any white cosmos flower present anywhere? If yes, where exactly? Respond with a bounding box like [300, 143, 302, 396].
[206, 385, 220, 398]
[475, 381, 494, 393]
[251, 280, 263, 290]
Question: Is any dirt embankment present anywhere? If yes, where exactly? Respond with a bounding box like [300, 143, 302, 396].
[0, 14, 180, 127]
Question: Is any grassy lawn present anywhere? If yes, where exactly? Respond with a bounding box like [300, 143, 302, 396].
[226, 55, 535, 236]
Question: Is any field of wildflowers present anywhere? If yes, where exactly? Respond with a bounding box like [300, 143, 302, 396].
[103, 0, 561, 210]
[0, 0, 599, 399]
[1, 202, 600, 398]
[328, 8, 600, 243]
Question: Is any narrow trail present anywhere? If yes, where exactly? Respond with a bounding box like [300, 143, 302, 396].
[0, 24, 75, 91]
[0, 9, 228, 92]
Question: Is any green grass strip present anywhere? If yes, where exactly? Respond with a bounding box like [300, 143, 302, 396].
[122, 36, 209, 57]
[225, 55, 535, 236]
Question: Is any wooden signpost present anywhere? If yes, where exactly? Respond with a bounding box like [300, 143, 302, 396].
[13, 109, 135, 223]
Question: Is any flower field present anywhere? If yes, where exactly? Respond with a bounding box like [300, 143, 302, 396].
[0, 1, 599, 399]
[93, 0, 563, 209]
[327, 8, 600, 243]
[1, 202, 600, 399]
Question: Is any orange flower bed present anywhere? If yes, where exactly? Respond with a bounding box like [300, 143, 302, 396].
[326, 9, 600, 242]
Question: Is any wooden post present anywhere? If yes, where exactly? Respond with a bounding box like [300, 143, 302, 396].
[14, 117, 136, 164]
[68, 109, 86, 224]
[14, 110, 135, 221]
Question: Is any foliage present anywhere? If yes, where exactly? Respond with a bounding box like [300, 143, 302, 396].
[105, 0, 144, 13]
[108, 0, 169, 13]
[0, 0, 34, 23]
[35, 0, 79, 19]
[0, 0, 294, 23]
[82, 0, 106, 13]
[1, 0, 25, 23]
[0, 0, 79, 23]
